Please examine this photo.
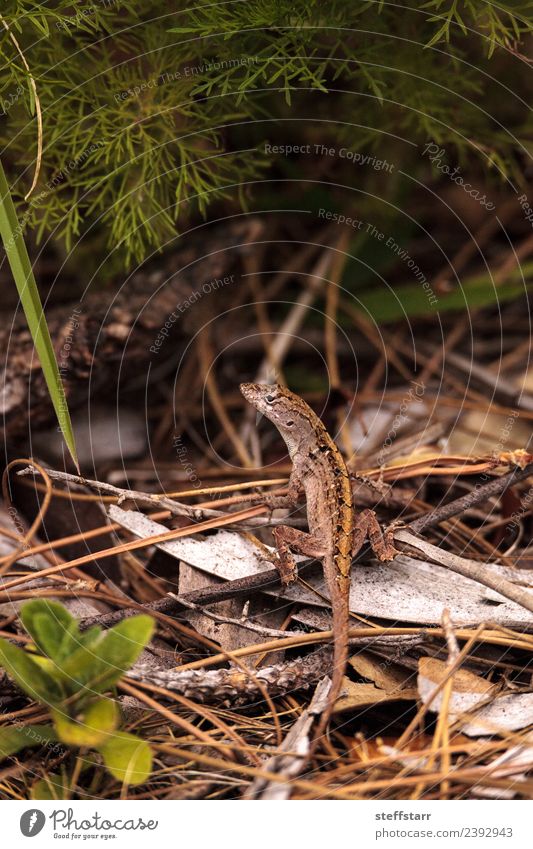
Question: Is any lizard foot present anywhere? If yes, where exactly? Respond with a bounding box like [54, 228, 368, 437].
[352, 508, 399, 561]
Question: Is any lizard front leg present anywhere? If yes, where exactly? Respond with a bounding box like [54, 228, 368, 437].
[352, 508, 399, 561]
[262, 470, 303, 511]
[270, 525, 326, 585]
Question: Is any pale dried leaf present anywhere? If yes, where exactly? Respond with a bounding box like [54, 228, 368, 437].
[472, 736, 533, 798]
[444, 409, 531, 456]
[354, 555, 533, 628]
[418, 657, 533, 736]
[460, 693, 533, 737]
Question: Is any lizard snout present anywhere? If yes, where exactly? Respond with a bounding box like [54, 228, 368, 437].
[240, 382, 259, 401]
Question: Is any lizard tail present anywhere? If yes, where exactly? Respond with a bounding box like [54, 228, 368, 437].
[309, 572, 350, 758]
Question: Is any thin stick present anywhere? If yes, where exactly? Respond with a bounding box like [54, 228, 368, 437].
[0, 459, 54, 575]
[197, 325, 254, 468]
[254, 247, 334, 384]
[408, 463, 533, 534]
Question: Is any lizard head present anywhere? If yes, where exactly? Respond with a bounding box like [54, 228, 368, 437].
[240, 382, 322, 457]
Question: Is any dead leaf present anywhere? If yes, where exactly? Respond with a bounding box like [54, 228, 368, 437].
[419, 657, 494, 695]
[418, 657, 533, 736]
[350, 650, 417, 694]
[335, 679, 418, 713]
[472, 735, 533, 798]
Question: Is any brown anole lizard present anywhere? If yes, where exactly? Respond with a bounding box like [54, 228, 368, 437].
[240, 382, 398, 755]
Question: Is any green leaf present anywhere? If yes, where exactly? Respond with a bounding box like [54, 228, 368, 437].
[31, 772, 69, 801]
[0, 158, 78, 469]
[20, 600, 77, 661]
[99, 615, 155, 670]
[0, 724, 58, 759]
[57, 615, 154, 697]
[167, 26, 204, 34]
[0, 637, 63, 705]
[21, 599, 75, 636]
[353, 273, 530, 323]
[32, 614, 63, 659]
[99, 731, 152, 786]
[76, 626, 104, 651]
[52, 698, 119, 747]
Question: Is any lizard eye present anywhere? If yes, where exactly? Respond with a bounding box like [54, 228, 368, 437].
[265, 394, 276, 403]
[285, 420, 294, 427]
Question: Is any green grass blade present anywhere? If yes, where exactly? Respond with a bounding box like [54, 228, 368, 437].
[0, 159, 78, 469]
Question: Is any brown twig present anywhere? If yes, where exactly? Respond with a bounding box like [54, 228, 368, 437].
[409, 462, 533, 533]
[79, 562, 314, 630]
[197, 325, 254, 468]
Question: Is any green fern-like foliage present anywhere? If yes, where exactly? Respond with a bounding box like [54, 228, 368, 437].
[0, 1, 531, 273]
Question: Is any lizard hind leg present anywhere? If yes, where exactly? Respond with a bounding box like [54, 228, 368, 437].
[352, 509, 399, 561]
[270, 525, 326, 586]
